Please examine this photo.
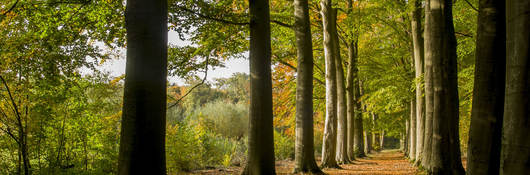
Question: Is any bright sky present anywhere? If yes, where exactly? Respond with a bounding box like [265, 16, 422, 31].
[93, 30, 249, 85]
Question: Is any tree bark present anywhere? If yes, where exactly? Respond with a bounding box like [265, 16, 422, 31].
[409, 100, 416, 159]
[500, 0, 530, 174]
[293, 0, 322, 173]
[411, 0, 425, 163]
[354, 78, 365, 157]
[467, 0, 505, 174]
[320, 0, 340, 168]
[118, 0, 167, 174]
[346, 40, 357, 161]
[405, 119, 410, 156]
[243, 0, 276, 174]
[425, 0, 465, 174]
[335, 15, 349, 164]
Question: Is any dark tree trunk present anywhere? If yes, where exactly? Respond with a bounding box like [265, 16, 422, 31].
[243, 0, 276, 174]
[411, 0, 425, 163]
[422, 11, 434, 169]
[467, 0, 505, 174]
[293, 0, 322, 173]
[118, 0, 168, 174]
[354, 78, 365, 157]
[320, 0, 340, 168]
[425, 0, 465, 174]
[500, 0, 530, 174]
[335, 16, 349, 164]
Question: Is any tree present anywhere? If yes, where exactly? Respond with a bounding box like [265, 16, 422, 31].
[118, 0, 168, 174]
[409, 100, 416, 159]
[500, 0, 530, 174]
[466, 0, 505, 174]
[242, 0, 276, 174]
[353, 76, 365, 157]
[410, 0, 425, 164]
[424, 0, 465, 173]
[335, 10, 350, 164]
[320, 0, 340, 168]
[292, 0, 322, 173]
[346, 40, 358, 161]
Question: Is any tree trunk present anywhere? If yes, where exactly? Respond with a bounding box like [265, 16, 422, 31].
[425, 0, 465, 174]
[320, 0, 340, 168]
[346, 40, 357, 161]
[354, 78, 365, 157]
[365, 130, 372, 154]
[405, 119, 410, 156]
[422, 11, 434, 170]
[335, 15, 349, 164]
[293, 0, 322, 173]
[467, 0, 505, 174]
[118, 0, 168, 174]
[411, 0, 425, 164]
[243, 0, 276, 174]
[409, 100, 416, 159]
[380, 130, 385, 150]
[500, 0, 530, 174]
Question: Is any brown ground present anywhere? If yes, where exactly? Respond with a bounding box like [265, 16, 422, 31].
[183, 149, 422, 175]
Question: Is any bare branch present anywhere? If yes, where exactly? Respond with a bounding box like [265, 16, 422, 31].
[167, 55, 210, 109]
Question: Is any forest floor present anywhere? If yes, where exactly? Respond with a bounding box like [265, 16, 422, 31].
[186, 149, 423, 175]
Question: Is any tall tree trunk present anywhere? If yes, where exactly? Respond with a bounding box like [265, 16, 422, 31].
[411, 0, 425, 164]
[243, 0, 276, 174]
[354, 78, 365, 157]
[405, 119, 410, 156]
[467, 0, 505, 174]
[346, 40, 357, 161]
[380, 130, 385, 150]
[372, 113, 378, 152]
[500, 0, 530, 174]
[422, 12, 434, 170]
[425, 0, 465, 174]
[335, 17, 349, 164]
[293, 0, 322, 173]
[409, 100, 416, 159]
[345, 0, 357, 163]
[320, 0, 340, 168]
[118, 0, 168, 174]
[365, 130, 372, 154]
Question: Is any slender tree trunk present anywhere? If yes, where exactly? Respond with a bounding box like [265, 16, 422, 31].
[405, 119, 410, 156]
[345, 0, 357, 163]
[118, 0, 168, 174]
[293, 0, 322, 173]
[243, 0, 276, 174]
[380, 130, 385, 150]
[320, 0, 340, 168]
[335, 16, 349, 164]
[346, 40, 357, 161]
[372, 113, 378, 152]
[409, 100, 416, 159]
[422, 0, 434, 169]
[467, 0, 505, 174]
[354, 78, 365, 157]
[425, 0, 465, 174]
[500, 0, 530, 174]
[365, 130, 372, 154]
[411, 0, 425, 164]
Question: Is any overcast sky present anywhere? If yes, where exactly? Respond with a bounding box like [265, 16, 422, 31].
[94, 30, 249, 85]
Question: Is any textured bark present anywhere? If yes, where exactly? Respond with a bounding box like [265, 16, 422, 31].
[320, 0, 340, 168]
[293, 0, 322, 173]
[425, 0, 465, 174]
[335, 18, 349, 164]
[409, 100, 416, 159]
[422, 13, 434, 169]
[500, 0, 530, 174]
[411, 0, 425, 163]
[353, 78, 365, 157]
[242, 0, 276, 174]
[467, 0, 505, 174]
[118, 0, 168, 174]
[346, 40, 357, 161]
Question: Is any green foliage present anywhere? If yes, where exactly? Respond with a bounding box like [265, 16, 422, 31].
[274, 130, 295, 160]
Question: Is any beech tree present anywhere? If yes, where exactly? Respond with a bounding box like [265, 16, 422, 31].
[423, 0, 465, 173]
[293, 0, 322, 173]
[242, 0, 276, 174]
[320, 0, 340, 168]
[500, 0, 530, 174]
[410, 0, 425, 164]
[335, 12, 350, 164]
[467, 0, 505, 174]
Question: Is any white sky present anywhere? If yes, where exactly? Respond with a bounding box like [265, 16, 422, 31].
[94, 30, 249, 85]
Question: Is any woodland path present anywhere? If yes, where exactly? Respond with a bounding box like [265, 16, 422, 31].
[188, 149, 420, 175]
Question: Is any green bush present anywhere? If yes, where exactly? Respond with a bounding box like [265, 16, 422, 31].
[274, 130, 295, 160]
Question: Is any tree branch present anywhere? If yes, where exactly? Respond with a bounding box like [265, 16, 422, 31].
[167, 55, 210, 109]
[455, 31, 473, 38]
[463, 0, 478, 12]
[1, 0, 19, 16]
[177, 6, 249, 25]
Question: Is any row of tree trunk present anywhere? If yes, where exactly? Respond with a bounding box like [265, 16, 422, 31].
[405, 0, 530, 174]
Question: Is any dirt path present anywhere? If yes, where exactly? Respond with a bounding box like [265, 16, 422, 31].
[188, 149, 420, 175]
